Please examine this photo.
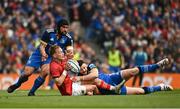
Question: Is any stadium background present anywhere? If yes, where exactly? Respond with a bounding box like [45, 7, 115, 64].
[0, 0, 179, 90]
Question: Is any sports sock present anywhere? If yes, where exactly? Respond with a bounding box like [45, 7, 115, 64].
[29, 76, 45, 94]
[48, 80, 54, 89]
[138, 64, 159, 73]
[142, 86, 161, 94]
[15, 74, 28, 87]
[96, 80, 114, 90]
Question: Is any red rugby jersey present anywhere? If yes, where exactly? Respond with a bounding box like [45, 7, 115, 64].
[50, 60, 72, 95]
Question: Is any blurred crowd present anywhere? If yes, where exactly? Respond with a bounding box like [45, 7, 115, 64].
[0, 0, 179, 74]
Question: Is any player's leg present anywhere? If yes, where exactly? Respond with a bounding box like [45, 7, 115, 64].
[7, 66, 35, 93]
[121, 58, 169, 81]
[84, 85, 99, 95]
[132, 75, 138, 86]
[45, 75, 54, 90]
[125, 83, 173, 95]
[28, 63, 49, 96]
[94, 78, 116, 90]
[139, 73, 144, 86]
[142, 83, 173, 94]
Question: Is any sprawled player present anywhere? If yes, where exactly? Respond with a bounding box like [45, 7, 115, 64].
[49, 45, 122, 96]
[7, 19, 73, 96]
[72, 59, 173, 95]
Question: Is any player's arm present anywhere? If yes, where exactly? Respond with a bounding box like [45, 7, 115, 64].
[79, 68, 98, 81]
[40, 41, 48, 61]
[54, 70, 67, 86]
[40, 30, 49, 61]
[50, 63, 68, 86]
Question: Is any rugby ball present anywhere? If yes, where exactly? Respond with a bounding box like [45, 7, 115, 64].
[67, 59, 80, 74]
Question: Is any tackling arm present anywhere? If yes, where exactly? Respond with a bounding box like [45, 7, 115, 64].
[79, 68, 98, 81]
[39, 41, 48, 61]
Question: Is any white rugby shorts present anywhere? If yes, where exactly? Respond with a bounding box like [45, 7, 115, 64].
[72, 82, 86, 96]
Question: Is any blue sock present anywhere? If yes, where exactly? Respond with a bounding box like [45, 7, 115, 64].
[29, 76, 45, 94]
[138, 64, 159, 73]
[142, 86, 161, 94]
[48, 80, 54, 89]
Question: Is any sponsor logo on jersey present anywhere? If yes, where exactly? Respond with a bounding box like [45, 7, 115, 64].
[89, 64, 96, 69]
[50, 38, 54, 41]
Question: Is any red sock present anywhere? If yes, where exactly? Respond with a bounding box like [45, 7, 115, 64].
[96, 80, 111, 90]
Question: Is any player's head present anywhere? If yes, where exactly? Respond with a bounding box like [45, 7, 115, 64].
[65, 46, 74, 59]
[56, 19, 69, 35]
[50, 45, 64, 60]
[77, 60, 88, 75]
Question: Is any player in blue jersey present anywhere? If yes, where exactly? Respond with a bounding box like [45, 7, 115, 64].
[72, 58, 173, 95]
[7, 19, 73, 96]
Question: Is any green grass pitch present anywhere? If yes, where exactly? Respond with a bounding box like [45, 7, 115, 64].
[0, 90, 180, 108]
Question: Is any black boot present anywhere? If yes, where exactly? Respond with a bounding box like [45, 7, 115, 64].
[7, 75, 28, 93]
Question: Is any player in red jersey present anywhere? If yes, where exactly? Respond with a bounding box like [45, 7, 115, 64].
[49, 45, 122, 95]
[50, 45, 98, 95]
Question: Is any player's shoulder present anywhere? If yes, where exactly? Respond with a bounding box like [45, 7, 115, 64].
[87, 63, 97, 70]
[65, 33, 72, 39]
[45, 28, 56, 34]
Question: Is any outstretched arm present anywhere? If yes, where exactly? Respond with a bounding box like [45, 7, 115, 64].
[71, 68, 99, 82]
[79, 68, 98, 81]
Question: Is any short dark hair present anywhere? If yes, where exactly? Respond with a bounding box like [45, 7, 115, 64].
[49, 45, 59, 56]
[77, 60, 84, 67]
[57, 19, 69, 29]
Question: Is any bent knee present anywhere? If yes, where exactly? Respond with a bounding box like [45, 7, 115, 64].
[24, 67, 34, 76]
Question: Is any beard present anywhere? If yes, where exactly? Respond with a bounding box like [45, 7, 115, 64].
[60, 31, 67, 35]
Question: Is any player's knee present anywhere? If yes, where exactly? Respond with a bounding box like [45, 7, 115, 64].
[24, 67, 33, 76]
[41, 67, 49, 77]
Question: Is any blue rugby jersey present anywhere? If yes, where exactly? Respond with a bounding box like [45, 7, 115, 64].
[26, 28, 73, 69]
[40, 28, 73, 54]
[87, 63, 124, 95]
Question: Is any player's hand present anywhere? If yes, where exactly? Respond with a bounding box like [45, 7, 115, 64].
[41, 53, 48, 61]
[71, 76, 80, 82]
[65, 63, 72, 71]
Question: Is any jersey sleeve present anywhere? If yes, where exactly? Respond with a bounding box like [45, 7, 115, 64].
[66, 33, 73, 46]
[40, 30, 50, 44]
[87, 63, 97, 71]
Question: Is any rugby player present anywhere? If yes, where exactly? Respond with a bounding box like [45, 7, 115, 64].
[7, 19, 73, 96]
[50, 45, 122, 95]
[72, 59, 173, 95]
